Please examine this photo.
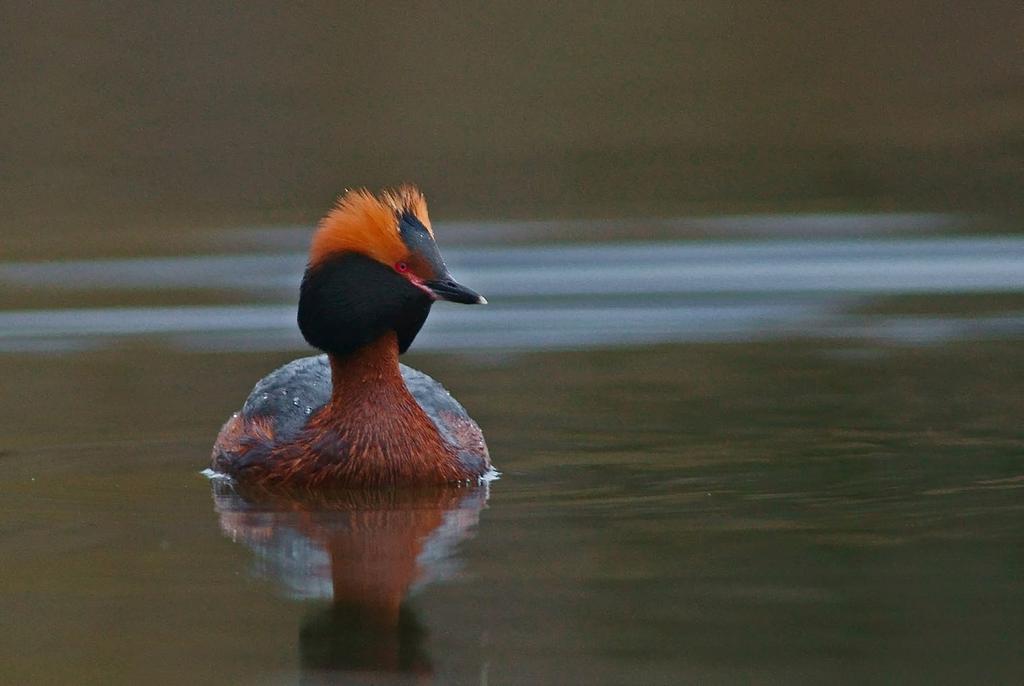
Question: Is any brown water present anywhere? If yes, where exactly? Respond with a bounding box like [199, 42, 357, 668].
[4, 3, 1024, 259]
[1, 325, 1023, 684]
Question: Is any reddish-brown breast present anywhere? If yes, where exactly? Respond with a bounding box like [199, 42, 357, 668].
[211, 333, 488, 487]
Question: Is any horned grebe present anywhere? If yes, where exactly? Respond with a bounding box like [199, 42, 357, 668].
[211, 186, 490, 487]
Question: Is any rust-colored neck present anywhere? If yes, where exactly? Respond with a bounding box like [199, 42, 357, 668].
[319, 332, 465, 484]
[328, 331, 407, 407]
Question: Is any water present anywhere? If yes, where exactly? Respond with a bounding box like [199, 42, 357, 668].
[4, 234, 1024, 353]
[1, 219, 1023, 684]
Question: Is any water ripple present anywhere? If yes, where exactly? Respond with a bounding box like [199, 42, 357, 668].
[2, 235, 1023, 352]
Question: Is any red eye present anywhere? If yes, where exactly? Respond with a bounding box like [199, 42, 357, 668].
[395, 261, 409, 273]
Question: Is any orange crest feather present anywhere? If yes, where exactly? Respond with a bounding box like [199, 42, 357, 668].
[310, 185, 433, 267]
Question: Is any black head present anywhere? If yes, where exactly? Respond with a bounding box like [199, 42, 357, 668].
[297, 187, 484, 358]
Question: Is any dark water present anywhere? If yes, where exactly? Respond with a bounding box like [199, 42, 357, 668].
[2, 224, 1023, 684]
[4, 3, 1024, 259]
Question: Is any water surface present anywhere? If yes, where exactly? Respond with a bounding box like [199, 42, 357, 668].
[1, 228, 1022, 684]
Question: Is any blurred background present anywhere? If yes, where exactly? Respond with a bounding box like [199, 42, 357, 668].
[3, 2, 1023, 259]
[2, 4, 1023, 685]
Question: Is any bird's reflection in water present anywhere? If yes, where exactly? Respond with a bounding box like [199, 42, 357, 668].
[212, 479, 489, 682]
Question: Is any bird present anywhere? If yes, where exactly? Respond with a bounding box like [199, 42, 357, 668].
[211, 185, 491, 487]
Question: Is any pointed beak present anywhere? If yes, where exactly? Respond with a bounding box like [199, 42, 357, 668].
[423, 275, 487, 304]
